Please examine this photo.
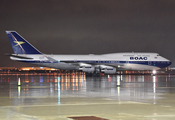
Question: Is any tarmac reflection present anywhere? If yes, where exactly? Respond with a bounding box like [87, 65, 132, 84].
[1, 74, 175, 119]
[1, 74, 175, 106]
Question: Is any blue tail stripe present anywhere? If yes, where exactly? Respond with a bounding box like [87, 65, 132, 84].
[6, 31, 41, 54]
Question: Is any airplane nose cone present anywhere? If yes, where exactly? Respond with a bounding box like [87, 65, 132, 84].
[169, 61, 172, 66]
[159, 60, 172, 68]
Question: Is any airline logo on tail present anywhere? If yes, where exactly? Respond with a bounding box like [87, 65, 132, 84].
[6, 31, 41, 54]
[13, 41, 25, 47]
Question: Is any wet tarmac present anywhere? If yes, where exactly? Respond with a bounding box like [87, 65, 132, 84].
[0, 74, 175, 120]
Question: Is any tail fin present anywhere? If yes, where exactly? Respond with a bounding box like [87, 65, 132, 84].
[6, 31, 41, 54]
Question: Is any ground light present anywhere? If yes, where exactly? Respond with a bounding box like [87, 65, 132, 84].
[153, 70, 156, 74]
[18, 78, 21, 86]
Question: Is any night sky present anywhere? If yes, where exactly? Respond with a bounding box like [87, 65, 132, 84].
[1, 0, 175, 67]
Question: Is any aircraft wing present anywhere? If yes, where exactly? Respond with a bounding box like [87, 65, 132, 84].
[46, 56, 129, 69]
[46, 57, 58, 62]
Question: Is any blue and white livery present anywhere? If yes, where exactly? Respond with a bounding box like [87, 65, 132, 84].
[6, 31, 171, 74]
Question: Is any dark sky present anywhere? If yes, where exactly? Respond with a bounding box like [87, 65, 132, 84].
[1, 0, 175, 67]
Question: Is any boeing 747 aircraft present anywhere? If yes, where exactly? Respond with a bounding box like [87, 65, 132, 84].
[6, 31, 171, 74]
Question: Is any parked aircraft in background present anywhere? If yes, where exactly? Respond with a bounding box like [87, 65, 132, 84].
[6, 31, 171, 74]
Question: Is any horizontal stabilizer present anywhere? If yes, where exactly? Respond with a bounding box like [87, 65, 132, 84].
[5, 53, 33, 59]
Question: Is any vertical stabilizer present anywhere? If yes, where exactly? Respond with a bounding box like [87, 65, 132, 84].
[6, 31, 41, 54]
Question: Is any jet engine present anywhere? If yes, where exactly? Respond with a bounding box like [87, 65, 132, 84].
[79, 64, 95, 73]
[100, 65, 116, 74]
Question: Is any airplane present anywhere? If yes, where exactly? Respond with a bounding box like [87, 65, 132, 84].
[5, 31, 171, 74]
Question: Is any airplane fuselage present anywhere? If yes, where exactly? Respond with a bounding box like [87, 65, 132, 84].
[10, 52, 171, 71]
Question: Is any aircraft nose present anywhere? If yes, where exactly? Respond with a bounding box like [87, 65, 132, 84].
[169, 61, 172, 65]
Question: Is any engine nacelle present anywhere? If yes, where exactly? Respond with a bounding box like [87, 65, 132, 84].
[100, 65, 116, 74]
[79, 66, 95, 73]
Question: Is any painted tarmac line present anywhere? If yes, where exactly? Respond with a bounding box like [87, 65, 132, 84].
[162, 105, 173, 107]
[155, 87, 175, 88]
[1, 101, 150, 108]
[0, 95, 62, 99]
[144, 115, 175, 117]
